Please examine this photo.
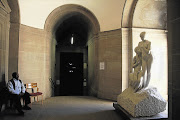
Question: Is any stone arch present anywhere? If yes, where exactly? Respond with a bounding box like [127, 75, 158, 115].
[121, 0, 138, 28]
[43, 4, 100, 97]
[44, 4, 100, 36]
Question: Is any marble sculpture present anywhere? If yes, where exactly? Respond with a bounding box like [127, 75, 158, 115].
[117, 32, 167, 117]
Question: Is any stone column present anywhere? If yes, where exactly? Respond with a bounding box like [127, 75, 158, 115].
[121, 28, 131, 91]
[0, 0, 11, 87]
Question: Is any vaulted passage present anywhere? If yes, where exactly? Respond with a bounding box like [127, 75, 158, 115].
[54, 13, 90, 96]
[55, 14, 89, 47]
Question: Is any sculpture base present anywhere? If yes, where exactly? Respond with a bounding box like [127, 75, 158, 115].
[117, 87, 167, 117]
[113, 102, 168, 120]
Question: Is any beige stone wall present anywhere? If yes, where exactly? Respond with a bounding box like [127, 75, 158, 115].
[97, 29, 122, 101]
[18, 25, 47, 99]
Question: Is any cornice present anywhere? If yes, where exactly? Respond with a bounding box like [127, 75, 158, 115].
[0, 0, 11, 13]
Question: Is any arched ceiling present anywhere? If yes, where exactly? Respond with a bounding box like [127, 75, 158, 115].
[133, 0, 167, 29]
[55, 14, 89, 47]
[18, 0, 125, 32]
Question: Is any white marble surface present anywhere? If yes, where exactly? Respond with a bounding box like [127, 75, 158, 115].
[117, 87, 167, 117]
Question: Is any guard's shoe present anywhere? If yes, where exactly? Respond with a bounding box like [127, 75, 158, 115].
[22, 105, 31, 110]
[18, 110, 24, 116]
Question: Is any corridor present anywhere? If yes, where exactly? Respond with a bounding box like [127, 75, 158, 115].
[0, 96, 123, 120]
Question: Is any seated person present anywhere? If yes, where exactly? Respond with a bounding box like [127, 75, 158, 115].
[7, 72, 31, 115]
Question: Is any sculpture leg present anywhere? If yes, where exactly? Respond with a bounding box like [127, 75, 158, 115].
[137, 71, 143, 90]
[145, 54, 153, 88]
[134, 82, 140, 92]
[145, 73, 151, 88]
[141, 60, 147, 89]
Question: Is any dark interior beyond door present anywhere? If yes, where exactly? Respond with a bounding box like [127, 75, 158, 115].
[60, 52, 83, 96]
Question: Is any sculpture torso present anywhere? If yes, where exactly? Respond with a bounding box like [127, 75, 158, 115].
[138, 40, 151, 61]
[130, 33, 153, 92]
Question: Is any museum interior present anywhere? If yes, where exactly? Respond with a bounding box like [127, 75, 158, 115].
[0, 0, 179, 120]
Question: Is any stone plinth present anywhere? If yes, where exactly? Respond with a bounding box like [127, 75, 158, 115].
[117, 87, 167, 117]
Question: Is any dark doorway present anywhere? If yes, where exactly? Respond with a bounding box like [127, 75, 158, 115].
[60, 52, 83, 96]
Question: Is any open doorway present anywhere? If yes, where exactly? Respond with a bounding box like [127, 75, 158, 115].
[59, 52, 83, 96]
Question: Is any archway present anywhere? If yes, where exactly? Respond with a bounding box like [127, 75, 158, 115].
[44, 4, 100, 96]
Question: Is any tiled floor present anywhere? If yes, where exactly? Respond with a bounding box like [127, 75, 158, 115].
[0, 96, 124, 120]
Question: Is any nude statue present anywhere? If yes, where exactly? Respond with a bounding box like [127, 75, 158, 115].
[130, 32, 153, 92]
[138, 32, 153, 88]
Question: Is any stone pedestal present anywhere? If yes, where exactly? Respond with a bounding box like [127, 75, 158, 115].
[117, 87, 167, 117]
